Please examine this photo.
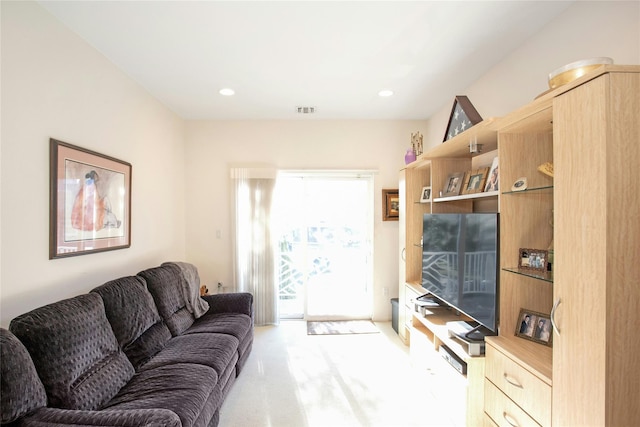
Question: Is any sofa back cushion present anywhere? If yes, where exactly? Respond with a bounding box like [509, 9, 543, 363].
[1, 328, 47, 424]
[138, 265, 195, 336]
[92, 276, 172, 370]
[9, 293, 134, 411]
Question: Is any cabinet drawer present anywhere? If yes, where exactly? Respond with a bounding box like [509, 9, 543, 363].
[485, 344, 550, 426]
[485, 380, 540, 427]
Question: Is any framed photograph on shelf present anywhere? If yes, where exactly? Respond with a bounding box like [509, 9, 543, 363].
[382, 189, 399, 221]
[442, 172, 465, 197]
[515, 308, 553, 346]
[419, 186, 432, 203]
[518, 248, 548, 272]
[484, 157, 499, 192]
[50, 138, 132, 259]
[461, 167, 489, 195]
[443, 96, 483, 142]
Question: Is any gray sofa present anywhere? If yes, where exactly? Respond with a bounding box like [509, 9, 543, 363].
[0, 262, 253, 427]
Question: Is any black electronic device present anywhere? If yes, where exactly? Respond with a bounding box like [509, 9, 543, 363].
[422, 213, 499, 340]
[439, 345, 467, 375]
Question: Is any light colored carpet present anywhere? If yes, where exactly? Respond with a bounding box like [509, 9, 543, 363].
[218, 320, 466, 427]
[307, 320, 380, 335]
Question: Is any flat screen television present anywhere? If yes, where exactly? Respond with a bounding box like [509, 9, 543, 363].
[422, 213, 499, 340]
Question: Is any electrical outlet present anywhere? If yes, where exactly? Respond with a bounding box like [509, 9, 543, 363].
[383, 287, 389, 297]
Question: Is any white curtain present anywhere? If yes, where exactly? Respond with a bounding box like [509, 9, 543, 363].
[231, 167, 278, 325]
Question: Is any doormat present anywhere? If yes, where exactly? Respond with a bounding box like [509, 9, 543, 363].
[307, 320, 379, 335]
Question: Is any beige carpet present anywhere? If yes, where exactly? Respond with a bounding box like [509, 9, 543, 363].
[218, 321, 466, 427]
[307, 320, 379, 335]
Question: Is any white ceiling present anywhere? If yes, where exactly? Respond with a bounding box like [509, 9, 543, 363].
[38, 1, 574, 120]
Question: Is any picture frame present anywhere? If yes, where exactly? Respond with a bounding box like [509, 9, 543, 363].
[518, 248, 548, 272]
[382, 189, 399, 221]
[50, 138, 132, 259]
[461, 167, 489, 195]
[484, 157, 499, 192]
[515, 308, 553, 346]
[442, 172, 465, 197]
[419, 186, 432, 203]
[443, 96, 483, 142]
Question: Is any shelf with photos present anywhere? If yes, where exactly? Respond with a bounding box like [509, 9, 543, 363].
[433, 156, 500, 203]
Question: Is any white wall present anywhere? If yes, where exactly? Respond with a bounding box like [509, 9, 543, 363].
[423, 1, 640, 147]
[0, 1, 187, 326]
[184, 120, 425, 321]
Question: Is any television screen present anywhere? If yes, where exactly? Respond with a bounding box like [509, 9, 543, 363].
[422, 213, 499, 335]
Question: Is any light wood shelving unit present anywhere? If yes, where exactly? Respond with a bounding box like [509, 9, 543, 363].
[399, 65, 640, 426]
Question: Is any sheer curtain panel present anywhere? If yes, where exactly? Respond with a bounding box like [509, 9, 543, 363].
[231, 167, 278, 325]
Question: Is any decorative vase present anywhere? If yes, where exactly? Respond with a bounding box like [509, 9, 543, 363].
[404, 148, 416, 164]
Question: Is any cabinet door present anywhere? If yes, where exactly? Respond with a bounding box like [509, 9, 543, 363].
[553, 72, 640, 426]
[398, 170, 407, 341]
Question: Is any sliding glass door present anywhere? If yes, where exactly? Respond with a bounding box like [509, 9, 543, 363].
[274, 172, 373, 320]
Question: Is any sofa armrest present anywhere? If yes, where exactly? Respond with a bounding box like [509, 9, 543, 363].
[202, 292, 253, 318]
[20, 407, 181, 427]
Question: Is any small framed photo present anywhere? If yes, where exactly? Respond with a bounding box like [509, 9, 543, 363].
[461, 167, 489, 195]
[50, 139, 132, 259]
[518, 248, 548, 272]
[484, 157, 499, 192]
[419, 186, 432, 203]
[515, 308, 553, 346]
[442, 172, 465, 197]
[382, 189, 399, 221]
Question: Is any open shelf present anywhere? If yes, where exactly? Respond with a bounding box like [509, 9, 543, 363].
[433, 190, 499, 203]
[502, 185, 553, 195]
[503, 267, 553, 283]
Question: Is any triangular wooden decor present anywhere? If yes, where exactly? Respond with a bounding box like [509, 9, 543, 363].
[443, 96, 483, 142]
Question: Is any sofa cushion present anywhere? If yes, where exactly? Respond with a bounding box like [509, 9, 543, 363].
[9, 293, 134, 411]
[21, 407, 182, 427]
[138, 265, 195, 336]
[0, 328, 47, 424]
[188, 312, 252, 343]
[140, 333, 239, 377]
[92, 276, 172, 370]
[104, 363, 219, 427]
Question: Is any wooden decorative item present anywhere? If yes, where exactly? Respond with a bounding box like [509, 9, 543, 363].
[382, 189, 399, 221]
[461, 167, 489, 195]
[443, 96, 483, 142]
[515, 308, 553, 346]
[518, 248, 548, 272]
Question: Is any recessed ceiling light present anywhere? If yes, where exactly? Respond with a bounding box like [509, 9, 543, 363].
[219, 88, 235, 96]
[378, 90, 394, 97]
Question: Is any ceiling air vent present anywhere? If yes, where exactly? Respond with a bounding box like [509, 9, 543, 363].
[296, 106, 316, 114]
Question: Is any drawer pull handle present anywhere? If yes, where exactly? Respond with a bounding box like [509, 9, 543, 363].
[401, 247, 406, 261]
[503, 412, 520, 427]
[503, 373, 523, 388]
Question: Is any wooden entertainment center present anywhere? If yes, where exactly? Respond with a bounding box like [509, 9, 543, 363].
[398, 65, 639, 426]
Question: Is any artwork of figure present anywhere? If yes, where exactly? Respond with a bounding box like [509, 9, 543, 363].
[71, 170, 121, 231]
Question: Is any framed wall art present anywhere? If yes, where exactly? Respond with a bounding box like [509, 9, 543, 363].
[382, 189, 399, 221]
[442, 172, 465, 197]
[461, 167, 489, 195]
[419, 186, 432, 203]
[515, 308, 553, 346]
[518, 248, 548, 272]
[443, 96, 483, 142]
[50, 138, 132, 259]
